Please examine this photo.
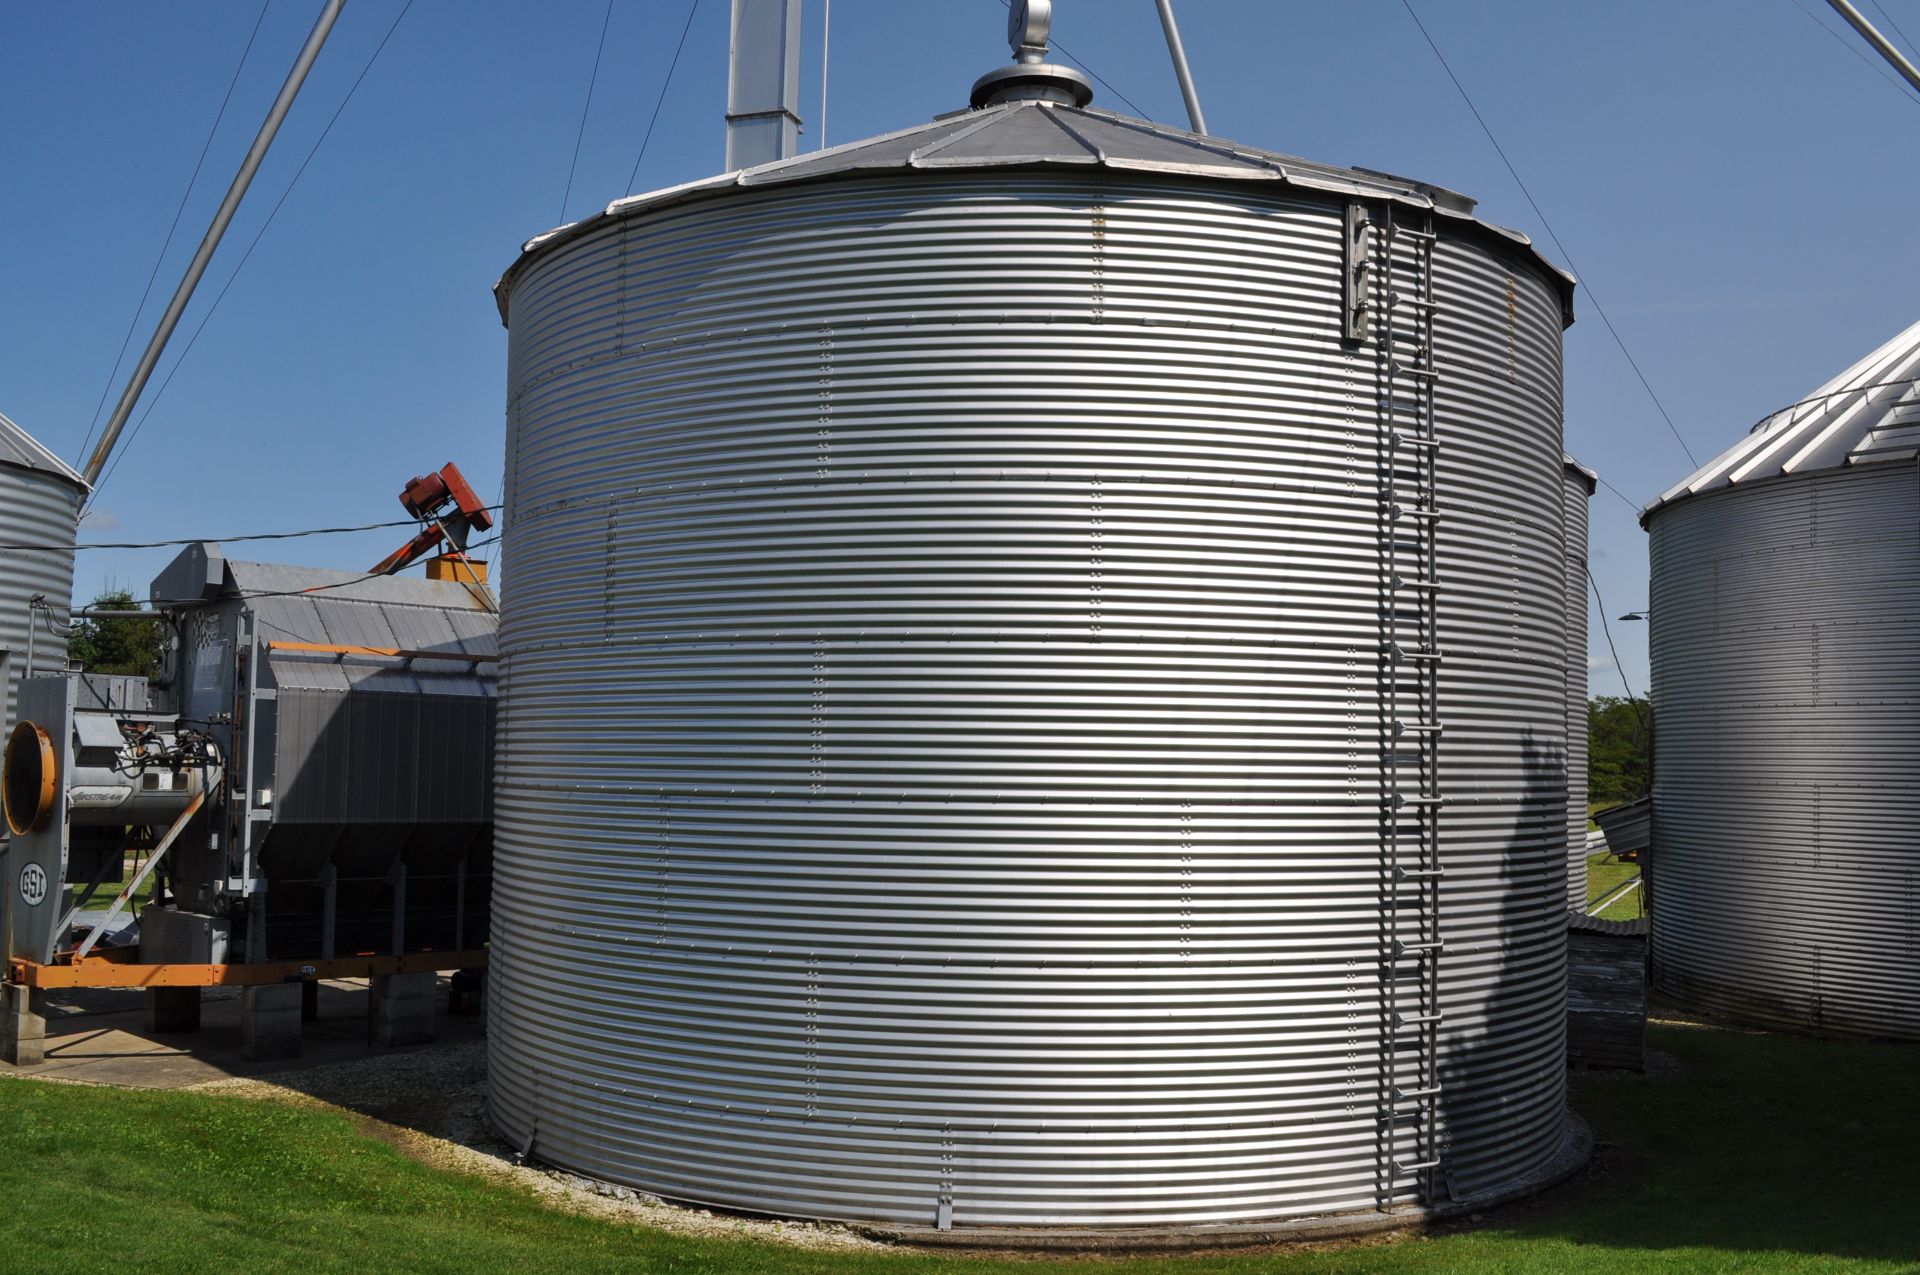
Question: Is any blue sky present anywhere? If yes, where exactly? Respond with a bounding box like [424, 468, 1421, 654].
[5, 1, 1919, 697]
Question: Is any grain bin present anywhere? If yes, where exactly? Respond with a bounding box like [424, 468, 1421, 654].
[1642, 317, 1920, 1039]
[486, 40, 1585, 1234]
[1563, 456, 1596, 910]
[0, 412, 82, 790]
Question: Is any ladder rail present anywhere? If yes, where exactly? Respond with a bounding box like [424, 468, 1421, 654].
[1377, 201, 1446, 1213]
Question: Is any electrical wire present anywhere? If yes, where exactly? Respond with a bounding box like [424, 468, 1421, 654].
[1398, 0, 1701, 469]
[559, 0, 617, 222]
[991, 0, 1152, 120]
[88, 0, 418, 505]
[1587, 567, 1649, 731]
[226, 531, 501, 600]
[2, 505, 501, 554]
[626, 0, 702, 194]
[1791, 0, 1920, 105]
[77, 0, 272, 468]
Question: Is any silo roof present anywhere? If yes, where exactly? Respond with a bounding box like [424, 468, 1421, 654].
[0, 411, 86, 490]
[497, 98, 1575, 325]
[1643, 316, 1920, 522]
[1564, 452, 1598, 493]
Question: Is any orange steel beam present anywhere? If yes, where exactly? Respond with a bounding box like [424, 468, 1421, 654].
[10, 947, 487, 989]
[265, 641, 496, 664]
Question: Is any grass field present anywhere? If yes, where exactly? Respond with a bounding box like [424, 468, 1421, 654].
[1585, 851, 1646, 922]
[0, 1022, 1912, 1274]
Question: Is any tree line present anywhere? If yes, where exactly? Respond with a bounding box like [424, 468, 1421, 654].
[1588, 695, 1651, 807]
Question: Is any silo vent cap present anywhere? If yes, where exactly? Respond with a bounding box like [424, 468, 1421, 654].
[971, 0, 1093, 109]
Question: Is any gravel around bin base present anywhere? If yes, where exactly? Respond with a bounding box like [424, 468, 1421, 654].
[188, 1041, 886, 1253]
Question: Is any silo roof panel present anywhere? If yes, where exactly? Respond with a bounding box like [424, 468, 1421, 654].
[0, 411, 86, 490]
[500, 100, 1574, 324]
[1645, 316, 1920, 521]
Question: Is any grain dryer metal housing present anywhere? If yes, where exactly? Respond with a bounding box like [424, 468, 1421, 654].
[5, 541, 496, 974]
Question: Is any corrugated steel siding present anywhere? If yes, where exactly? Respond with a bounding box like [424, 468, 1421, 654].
[1648, 463, 1920, 1039]
[490, 173, 1573, 1226]
[1563, 472, 1592, 908]
[0, 461, 79, 857]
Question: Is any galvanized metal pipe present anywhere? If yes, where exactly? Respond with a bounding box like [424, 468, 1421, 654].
[725, 0, 803, 170]
[80, 0, 346, 489]
[1153, 0, 1209, 134]
[1824, 0, 1920, 95]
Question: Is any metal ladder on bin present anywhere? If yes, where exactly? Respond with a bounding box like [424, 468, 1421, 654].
[1377, 202, 1448, 1211]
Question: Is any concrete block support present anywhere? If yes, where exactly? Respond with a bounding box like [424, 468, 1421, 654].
[371, 971, 437, 1047]
[146, 987, 202, 1033]
[3, 983, 47, 1066]
[241, 983, 303, 1061]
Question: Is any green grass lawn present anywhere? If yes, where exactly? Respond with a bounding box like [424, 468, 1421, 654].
[1585, 851, 1645, 922]
[0, 1023, 1913, 1273]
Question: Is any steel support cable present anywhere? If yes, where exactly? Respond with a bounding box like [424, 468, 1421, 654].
[1594, 473, 1644, 516]
[1792, 0, 1920, 104]
[559, 0, 617, 222]
[625, 0, 703, 194]
[1868, 0, 1920, 60]
[89, 0, 418, 505]
[991, 0, 1152, 120]
[77, 0, 273, 468]
[1398, 0, 1701, 469]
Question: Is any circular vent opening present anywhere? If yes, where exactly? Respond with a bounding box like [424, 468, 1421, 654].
[3, 720, 56, 837]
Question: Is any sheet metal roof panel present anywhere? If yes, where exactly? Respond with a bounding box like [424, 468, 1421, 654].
[0, 411, 86, 489]
[224, 558, 496, 698]
[497, 100, 1573, 326]
[1645, 316, 1920, 521]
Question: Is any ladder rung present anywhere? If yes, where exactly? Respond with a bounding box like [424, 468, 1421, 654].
[1388, 224, 1438, 242]
[1386, 643, 1444, 663]
[1392, 721, 1443, 736]
[1392, 576, 1443, 592]
[1394, 940, 1445, 956]
[1388, 794, 1444, 809]
[1391, 362, 1440, 380]
[1388, 431, 1441, 450]
[1395, 1085, 1443, 1100]
[1396, 1159, 1444, 1172]
[1389, 503, 1442, 522]
[1391, 292, 1441, 311]
[1395, 866, 1445, 881]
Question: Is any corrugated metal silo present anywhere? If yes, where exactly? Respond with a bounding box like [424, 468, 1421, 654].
[487, 67, 1586, 1232]
[0, 412, 83, 941]
[0, 411, 83, 773]
[1642, 318, 1920, 1039]
[1562, 456, 1595, 910]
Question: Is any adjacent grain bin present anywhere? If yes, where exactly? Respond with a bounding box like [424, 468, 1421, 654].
[487, 40, 1586, 1234]
[1642, 317, 1920, 1040]
[0, 411, 82, 789]
[1564, 455, 1596, 910]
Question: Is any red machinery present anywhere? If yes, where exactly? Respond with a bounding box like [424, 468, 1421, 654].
[370, 462, 494, 583]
